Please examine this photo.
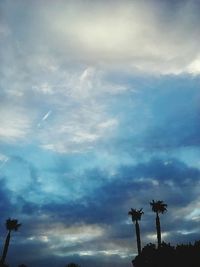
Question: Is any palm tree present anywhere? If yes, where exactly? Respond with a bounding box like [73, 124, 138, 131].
[150, 200, 167, 248]
[128, 208, 144, 255]
[0, 218, 21, 265]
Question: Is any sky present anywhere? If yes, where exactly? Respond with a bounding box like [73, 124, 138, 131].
[0, 0, 200, 266]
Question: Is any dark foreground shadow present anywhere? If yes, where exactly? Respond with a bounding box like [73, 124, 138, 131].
[132, 241, 200, 267]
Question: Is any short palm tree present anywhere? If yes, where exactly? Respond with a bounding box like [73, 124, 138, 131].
[150, 200, 167, 248]
[128, 208, 144, 255]
[0, 218, 21, 265]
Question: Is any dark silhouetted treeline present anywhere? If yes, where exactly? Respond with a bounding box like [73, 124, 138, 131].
[133, 241, 200, 267]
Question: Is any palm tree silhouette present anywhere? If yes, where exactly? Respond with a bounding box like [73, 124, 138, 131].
[0, 218, 21, 265]
[150, 200, 167, 248]
[128, 208, 144, 255]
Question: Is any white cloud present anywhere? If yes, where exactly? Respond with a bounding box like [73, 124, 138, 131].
[0, 105, 32, 142]
[38, 106, 118, 153]
[146, 232, 170, 242]
[31, 221, 133, 258]
[26, 222, 105, 255]
[36, 0, 200, 75]
[187, 56, 200, 74]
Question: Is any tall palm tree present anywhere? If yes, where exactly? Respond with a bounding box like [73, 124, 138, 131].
[0, 218, 21, 265]
[128, 208, 144, 255]
[150, 200, 167, 248]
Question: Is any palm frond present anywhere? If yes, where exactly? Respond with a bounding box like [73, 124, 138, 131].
[128, 208, 144, 221]
[6, 218, 22, 231]
[150, 200, 167, 213]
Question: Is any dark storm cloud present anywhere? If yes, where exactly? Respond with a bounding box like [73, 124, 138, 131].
[40, 157, 200, 227]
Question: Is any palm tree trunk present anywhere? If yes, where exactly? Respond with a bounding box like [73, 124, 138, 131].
[156, 213, 161, 248]
[1, 231, 11, 265]
[135, 220, 141, 255]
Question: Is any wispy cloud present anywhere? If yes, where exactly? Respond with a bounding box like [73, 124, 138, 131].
[0, 105, 32, 142]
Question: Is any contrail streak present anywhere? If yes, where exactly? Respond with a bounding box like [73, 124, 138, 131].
[37, 110, 52, 128]
[42, 110, 52, 121]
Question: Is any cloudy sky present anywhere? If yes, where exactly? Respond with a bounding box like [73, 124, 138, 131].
[1, 0, 200, 266]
